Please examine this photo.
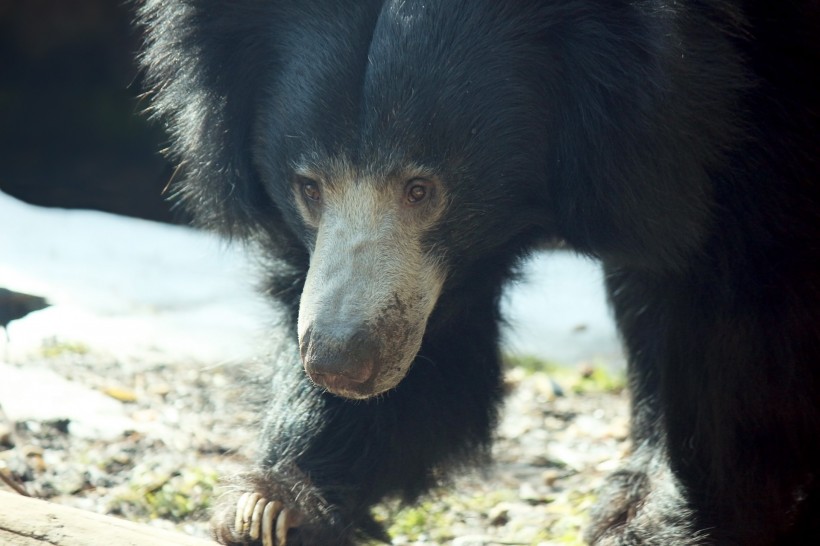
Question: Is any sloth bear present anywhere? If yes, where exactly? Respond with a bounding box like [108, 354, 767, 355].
[138, 1, 819, 544]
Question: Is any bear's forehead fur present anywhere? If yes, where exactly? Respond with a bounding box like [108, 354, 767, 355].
[251, 1, 556, 268]
[259, 2, 547, 165]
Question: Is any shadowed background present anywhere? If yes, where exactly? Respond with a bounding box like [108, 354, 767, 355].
[0, 0, 177, 223]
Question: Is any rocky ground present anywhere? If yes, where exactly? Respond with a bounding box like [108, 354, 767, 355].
[0, 348, 628, 546]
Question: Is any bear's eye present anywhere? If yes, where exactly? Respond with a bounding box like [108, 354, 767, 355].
[405, 179, 433, 204]
[298, 177, 321, 202]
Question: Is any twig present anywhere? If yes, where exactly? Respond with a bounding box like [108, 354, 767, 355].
[0, 461, 31, 496]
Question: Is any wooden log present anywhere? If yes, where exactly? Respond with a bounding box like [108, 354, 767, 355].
[0, 491, 217, 545]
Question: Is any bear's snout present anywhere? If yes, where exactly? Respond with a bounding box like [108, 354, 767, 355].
[293, 179, 447, 398]
[300, 325, 378, 398]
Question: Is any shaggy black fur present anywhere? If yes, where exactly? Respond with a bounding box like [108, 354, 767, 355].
[137, 1, 819, 544]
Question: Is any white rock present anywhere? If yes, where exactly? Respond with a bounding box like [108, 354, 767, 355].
[0, 363, 134, 439]
[0, 191, 271, 366]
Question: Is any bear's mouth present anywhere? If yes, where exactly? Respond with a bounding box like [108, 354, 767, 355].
[304, 355, 416, 400]
[307, 370, 377, 400]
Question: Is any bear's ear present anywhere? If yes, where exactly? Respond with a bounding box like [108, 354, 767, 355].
[137, 0, 287, 239]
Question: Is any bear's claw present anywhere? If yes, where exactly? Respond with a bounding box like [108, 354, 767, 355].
[219, 491, 302, 546]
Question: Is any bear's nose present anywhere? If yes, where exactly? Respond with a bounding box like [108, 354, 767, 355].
[299, 326, 377, 397]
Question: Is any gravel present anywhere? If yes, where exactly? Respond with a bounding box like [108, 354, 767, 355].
[0, 350, 628, 546]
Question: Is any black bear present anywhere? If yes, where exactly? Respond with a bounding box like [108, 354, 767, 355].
[137, 1, 819, 544]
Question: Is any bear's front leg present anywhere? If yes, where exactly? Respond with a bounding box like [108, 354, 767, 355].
[211, 321, 503, 546]
[586, 441, 699, 546]
[595, 265, 820, 545]
[209, 347, 388, 545]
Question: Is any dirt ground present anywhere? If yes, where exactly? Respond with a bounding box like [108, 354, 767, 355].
[0, 349, 628, 546]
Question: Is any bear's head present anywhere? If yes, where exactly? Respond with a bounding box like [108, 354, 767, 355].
[246, 3, 551, 398]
